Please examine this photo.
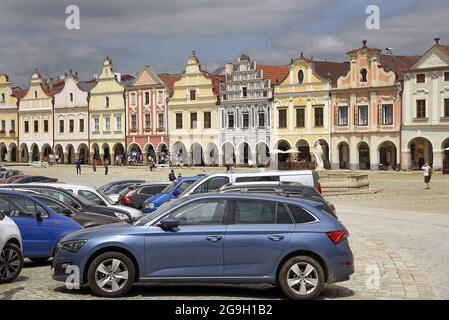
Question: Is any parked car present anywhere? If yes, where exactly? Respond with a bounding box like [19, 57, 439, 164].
[119, 182, 170, 209]
[21, 191, 124, 228]
[12, 176, 58, 184]
[0, 209, 24, 283]
[98, 180, 146, 195]
[0, 189, 83, 262]
[38, 183, 143, 221]
[142, 176, 201, 213]
[180, 170, 322, 198]
[53, 193, 353, 299]
[0, 175, 26, 184]
[0, 170, 23, 181]
[219, 181, 337, 218]
[0, 184, 133, 222]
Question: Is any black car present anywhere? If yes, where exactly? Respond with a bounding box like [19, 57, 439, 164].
[98, 180, 145, 195]
[219, 181, 337, 218]
[12, 176, 58, 183]
[0, 184, 132, 222]
[119, 182, 170, 209]
[23, 191, 123, 228]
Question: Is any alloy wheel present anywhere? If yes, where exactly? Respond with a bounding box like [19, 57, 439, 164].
[0, 248, 21, 280]
[286, 262, 319, 295]
[95, 258, 129, 293]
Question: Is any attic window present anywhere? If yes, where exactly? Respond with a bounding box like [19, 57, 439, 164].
[34, 91, 38, 99]
[416, 74, 426, 83]
[0, 93, 5, 103]
[298, 69, 304, 85]
[360, 69, 368, 82]
[70, 93, 73, 102]
[189, 89, 196, 101]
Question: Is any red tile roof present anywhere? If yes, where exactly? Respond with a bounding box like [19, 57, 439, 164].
[438, 44, 449, 56]
[11, 86, 26, 99]
[204, 73, 225, 97]
[379, 54, 421, 80]
[256, 64, 289, 86]
[159, 74, 182, 97]
[312, 60, 350, 85]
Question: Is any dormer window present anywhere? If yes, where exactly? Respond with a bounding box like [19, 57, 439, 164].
[0, 93, 5, 103]
[189, 89, 196, 101]
[34, 91, 38, 99]
[70, 93, 73, 102]
[298, 69, 304, 85]
[105, 96, 110, 108]
[360, 69, 368, 82]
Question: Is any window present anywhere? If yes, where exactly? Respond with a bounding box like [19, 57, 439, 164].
[0, 195, 49, 219]
[158, 113, 164, 129]
[235, 175, 279, 183]
[10, 120, 15, 132]
[445, 72, 449, 82]
[34, 91, 37, 99]
[79, 119, 84, 133]
[382, 104, 393, 125]
[105, 117, 111, 131]
[227, 113, 235, 128]
[166, 199, 226, 226]
[69, 119, 74, 133]
[145, 92, 150, 105]
[242, 87, 247, 98]
[204, 112, 211, 129]
[287, 205, 316, 224]
[131, 93, 136, 106]
[105, 96, 110, 107]
[59, 120, 64, 133]
[242, 112, 249, 128]
[295, 108, 305, 128]
[70, 93, 73, 102]
[278, 109, 287, 128]
[116, 116, 122, 131]
[416, 100, 426, 118]
[258, 112, 265, 127]
[298, 69, 304, 85]
[0, 120, 5, 131]
[144, 114, 151, 129]
[24, 121, 29, 133]
[94, 118, 99, 132]
[131, 114, 137, 130]
[190, 112, 197, 129]
[175, 113, 183, 129]
[157, 91, 164, 105]
[34, 120, 39, 133]
[0, 93, 5, 103]
[44, 120, 48, 133]
[78, 190, 105, 206]
[232, 200, 292, 224]
[193, 177, 230, 194]
[314, 107, 324, 127]
[416, 73, 426, 83]
[444, 99, 449, 117]
[189, 89, 196, 101]
[360, 69, 368, 82]
[358, 105, 368, 126]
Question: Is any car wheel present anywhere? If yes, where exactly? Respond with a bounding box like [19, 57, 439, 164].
[0, 243, 24, 284]
[278, 255, 325, 300]
[87, 252, 135, 297]
[29, 257, 50, 263]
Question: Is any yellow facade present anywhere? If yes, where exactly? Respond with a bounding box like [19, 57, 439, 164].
[0, 74, 19, 161]
[168, 52, 221, 165]
[273, 58, 331, 163]
[89, 58, 126, 162]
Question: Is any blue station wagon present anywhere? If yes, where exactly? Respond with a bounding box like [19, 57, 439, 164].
[53, 193, 354, 299]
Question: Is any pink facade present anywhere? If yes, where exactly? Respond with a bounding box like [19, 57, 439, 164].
[126, 66, 170, 163]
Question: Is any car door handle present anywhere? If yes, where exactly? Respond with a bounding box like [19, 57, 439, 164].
[206, 236, 223, 242]
[268, 235, 285, 241]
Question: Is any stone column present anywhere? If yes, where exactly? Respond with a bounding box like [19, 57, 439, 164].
[370, 144, 379, 171]
[349, 137, 359, 170]
[143, 152, 148, 166]
[63, 153, 69, 164]
[330, 140, 340, 169]
[433, 150, 443, 171]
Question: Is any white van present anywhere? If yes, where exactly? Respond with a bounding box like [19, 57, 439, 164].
[180, 170, 321, 197]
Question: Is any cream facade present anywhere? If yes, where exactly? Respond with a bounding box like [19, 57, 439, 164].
[0, 74, 20, 162]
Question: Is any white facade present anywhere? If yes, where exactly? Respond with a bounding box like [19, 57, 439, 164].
[402, 41, 449, 171]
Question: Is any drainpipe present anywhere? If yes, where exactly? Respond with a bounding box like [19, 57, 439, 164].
[123, 90, 128, 165]
[52, 96, 55, 156]
[399, 83, 403, 171]
[16, 97, 20, 163]
[87, 92, 91, 164]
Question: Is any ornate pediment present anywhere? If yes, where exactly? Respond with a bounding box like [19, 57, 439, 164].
[412, 46, 449, 70]
[356, 97, 369, 104]
[440, 87, 449, 94]
[413, 88, 430, 95]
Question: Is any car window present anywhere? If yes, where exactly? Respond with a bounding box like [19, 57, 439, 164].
[78, 190, 106, 206]
[0, 198, 10, 216]
[0, 195, 49, 218]
[166, 199, 227, 226]
[276, 203, 293, 224]
[177, 181, 195, 194]
[287, 205, 316, 224]
[235, 176, 280, 183]
[232, 200, 276, 224]
[153, 185, 167, 194]
[207, 177, 230, 192]
[34, 197, 67, 214]
[139, 186, 156, 195]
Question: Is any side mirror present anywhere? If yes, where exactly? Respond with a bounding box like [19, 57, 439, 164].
[62, 209, 74, 216]
[159, 216, 180, 230]
[36, 211, 43, 222]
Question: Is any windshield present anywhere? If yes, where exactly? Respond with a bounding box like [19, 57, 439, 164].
[96, 189, 114, 204]
[179, 176, 207, 196]
[161, 181, 177, 194]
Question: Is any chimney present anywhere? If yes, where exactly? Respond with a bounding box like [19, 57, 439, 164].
[435, 37, 441, 44]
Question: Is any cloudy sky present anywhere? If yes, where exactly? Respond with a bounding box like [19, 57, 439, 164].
[1, 0, 448, 87]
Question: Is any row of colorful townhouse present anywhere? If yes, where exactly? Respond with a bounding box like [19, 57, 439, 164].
[1, 39, 449, 171]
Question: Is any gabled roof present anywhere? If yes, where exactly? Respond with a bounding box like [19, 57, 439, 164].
[129, 65, 164, 89]
[77, 79, 98, 92]
[158, 74, 182, 97]
[11, 86, 26, 99]
[120, 74, 135, 87]
[379, 54, 421, 80]
[311, 60, 350, 85]
[41, 79, 65, 97]
[256, 65, 289, 86]
[408, 42, 449, 71]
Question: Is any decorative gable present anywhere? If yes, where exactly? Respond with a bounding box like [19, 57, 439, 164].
[411, 46, 449, 70]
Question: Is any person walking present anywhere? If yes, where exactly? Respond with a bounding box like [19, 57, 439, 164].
[104, 158, 109, 175]
[92, 158, 97, 172]
[177, 172, 182, 179]
[168, 169, 176, 181]
[75, 159, 82, 175]
[422, 162, 432, 189]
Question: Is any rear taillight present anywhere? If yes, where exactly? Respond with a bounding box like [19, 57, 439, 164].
[122, 194, 132, 206]
[326, 230, 348, 244]
[317, 182, 322, 194]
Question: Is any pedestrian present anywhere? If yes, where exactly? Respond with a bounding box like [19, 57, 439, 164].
[422, 162, 432, 189]
[92, 158, 97, 172]
[75, 159, 82, 175]
[104, 158, 109, 175]
[148, 155, 156, 171]
[168, 169, 176, 181]
[177, 172, 182, 179]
